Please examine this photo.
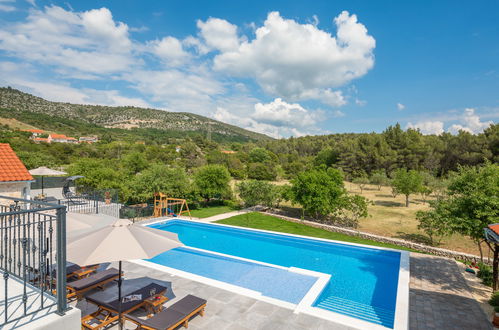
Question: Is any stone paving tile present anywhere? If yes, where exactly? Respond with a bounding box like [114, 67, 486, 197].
[73, 253, 491, 329]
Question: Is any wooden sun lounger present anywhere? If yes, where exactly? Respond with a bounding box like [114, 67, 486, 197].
[66, 267, 120, 300]
[82, 283, 167, 330]
[124, 294, 207, 330]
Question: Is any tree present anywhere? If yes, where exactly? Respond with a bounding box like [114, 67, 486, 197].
[445, 163, 499, 260]
[334, 194, 369, 228]
[247, 161, 277, 181]
[290, 167, 346, 219]
[416, 201, 453, 245]
[122, 152, 149, 175]
[352, 175, 370, 194]
[369, 170, 389, 190]
[194, 165, 232, 202]
[391, 168, 423, 207]
[237, 180, 279, 208]
[314, 147, 339, 168]
[127, 164, 190, 203]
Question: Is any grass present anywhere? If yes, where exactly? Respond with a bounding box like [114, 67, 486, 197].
[189, 205, 236, 218]
[216, 212, 418, 252]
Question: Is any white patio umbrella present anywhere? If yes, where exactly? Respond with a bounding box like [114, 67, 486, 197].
[66, 218, 183, 329]
[29, 166, 67, 195]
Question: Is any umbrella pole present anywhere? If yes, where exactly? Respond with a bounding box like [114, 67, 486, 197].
[118, 260, 122, 330]
[41, 176, 44, 195]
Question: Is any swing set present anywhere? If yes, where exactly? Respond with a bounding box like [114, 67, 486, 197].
[153, 192, 192, 219]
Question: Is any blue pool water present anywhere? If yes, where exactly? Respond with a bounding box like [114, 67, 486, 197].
[149, 220, 401, 328]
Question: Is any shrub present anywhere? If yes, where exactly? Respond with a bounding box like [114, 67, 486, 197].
[489, 292, 499, 307]
[478, 263, 493, 287]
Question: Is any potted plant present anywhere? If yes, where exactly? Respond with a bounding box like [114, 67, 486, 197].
[105, 191, 111, 205]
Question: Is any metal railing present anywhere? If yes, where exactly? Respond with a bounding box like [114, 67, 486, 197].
[59, 189, 121, 218]
[0, 196, 68, 326]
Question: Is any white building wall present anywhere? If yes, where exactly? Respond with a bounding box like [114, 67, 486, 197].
[0, 181, 31, 204]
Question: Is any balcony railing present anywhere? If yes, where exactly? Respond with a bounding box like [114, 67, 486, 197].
[0, 196, 68, 326]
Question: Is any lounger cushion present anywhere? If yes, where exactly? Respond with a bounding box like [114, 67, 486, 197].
[125, 295, 206, 330]
[125, 309, 186, 330]
[87, 283, 167, 312]
[170, 294, 207, 315]
[67, 267, 119, 291]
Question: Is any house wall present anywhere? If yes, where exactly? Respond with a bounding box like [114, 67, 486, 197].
[0, 181, 31, 204]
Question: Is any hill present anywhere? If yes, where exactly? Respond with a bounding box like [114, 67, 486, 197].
[0, 87, 270, 143]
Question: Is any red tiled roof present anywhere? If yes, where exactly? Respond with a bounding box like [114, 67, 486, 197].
[50, 134, 67, 139]
[0, 144, 33, 182]
[489, 224, 499, 236]
[34, 137, 49, 142]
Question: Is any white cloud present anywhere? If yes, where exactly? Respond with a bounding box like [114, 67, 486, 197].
[213, 98, 325, 138]
[447, 108, 493, 134]
[196, 18, 241, 53]
[0, 6, 135, 75]
[148, 36, 190, 66]
[406, 121, 444, 135]
[212, 11, 375, 106]
[397, 103, 405, 111]
[252, 98, 322, 128]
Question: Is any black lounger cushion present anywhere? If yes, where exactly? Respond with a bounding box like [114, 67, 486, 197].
[87, 283, 167, 312]
[67, 267, 119, 291]
[125, 295, 206, 330]
[170, 294, 207, 315]
[125, 309, 186, 330]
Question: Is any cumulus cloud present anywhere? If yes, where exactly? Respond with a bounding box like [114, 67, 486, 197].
[406, 121, 444, 135]
[196, 18, 242, 53]
[447, 108, 493, 134]
[252, 98, 323, 128]
[212, 11, 375, 105]
[214, 98, 325, 138]
[148, 36, 190, 66]
[0, 6, 135, 74]
[397, 103, 405, 111]
[406, 108, 494, 135]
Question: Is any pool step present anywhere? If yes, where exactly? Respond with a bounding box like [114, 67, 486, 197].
[315, 296, 395, 328]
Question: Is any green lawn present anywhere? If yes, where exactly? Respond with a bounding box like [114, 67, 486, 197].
[216, 212, 417, 252]
[189, 206, 236, 218]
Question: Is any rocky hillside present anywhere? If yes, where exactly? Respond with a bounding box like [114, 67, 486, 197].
[0, 87, 270, 142]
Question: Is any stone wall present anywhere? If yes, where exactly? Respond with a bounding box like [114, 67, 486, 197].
[262, 210, 488, 264]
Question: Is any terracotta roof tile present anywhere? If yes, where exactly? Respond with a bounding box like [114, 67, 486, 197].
[0, 143, 33, 182]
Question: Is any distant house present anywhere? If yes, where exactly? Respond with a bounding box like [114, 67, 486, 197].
[175, 145, 182, 153]
[65, 137, 78, 144]
[221, 150, 236, 154]
[33, 137, 49, 143]
[79, 136, 99, 143]
[48, 134, 68, 143]
[47, 133, 79, 144]
[0, 143, 33, 202]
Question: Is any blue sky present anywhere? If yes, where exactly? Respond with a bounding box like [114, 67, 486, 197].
[0, 0, 497, 137]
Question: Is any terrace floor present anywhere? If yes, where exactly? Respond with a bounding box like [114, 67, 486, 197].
[72, 252, 492, 330]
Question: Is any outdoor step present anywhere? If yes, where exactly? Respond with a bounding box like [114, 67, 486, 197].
[315, 296, 395, 327]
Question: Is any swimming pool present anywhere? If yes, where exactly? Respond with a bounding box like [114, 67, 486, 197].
[147, 219, 408, 329]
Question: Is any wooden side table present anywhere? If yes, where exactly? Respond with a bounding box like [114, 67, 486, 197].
[144, 295, 168, 318]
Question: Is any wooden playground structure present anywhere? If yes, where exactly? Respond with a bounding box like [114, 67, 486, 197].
[153, 192, 192, 219]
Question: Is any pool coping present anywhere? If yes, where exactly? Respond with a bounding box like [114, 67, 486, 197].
[143, 217, 410, 330]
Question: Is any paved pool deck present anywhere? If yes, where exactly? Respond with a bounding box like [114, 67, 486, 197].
[73, 252, 492, 330]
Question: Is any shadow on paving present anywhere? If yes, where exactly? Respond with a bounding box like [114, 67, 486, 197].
[409, 288, 491, 330]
